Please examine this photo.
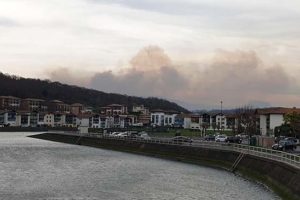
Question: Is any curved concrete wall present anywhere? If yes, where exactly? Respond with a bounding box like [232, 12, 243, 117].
[30, 133, 300, 200]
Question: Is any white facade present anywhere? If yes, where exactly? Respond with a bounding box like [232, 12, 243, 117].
[151, 112, 177, 126]
[164, 114, 176, 126]
[90, 116, 114, 128]
[5, 112, 17, 126]
[269, 114, 284, 131]
[77, 117, 89, 127]
[259, 114, 284, 136]
[215, 114, 227, 129]
[183, 117, 191, 129]
[258, 114, 284, 136]
[44, 114, 54, 127]
[259, 115, 267, 135]
[132, 105, 149, 115]
[151, 112, 165, 126]
[190, 122, 201, 130]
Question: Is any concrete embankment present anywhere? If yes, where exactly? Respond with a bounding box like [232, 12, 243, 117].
[29, 133, 300, 200]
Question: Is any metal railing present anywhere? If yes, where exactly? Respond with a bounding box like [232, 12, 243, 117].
[56, 132, 300, 169]
[106, 135, 300, 169]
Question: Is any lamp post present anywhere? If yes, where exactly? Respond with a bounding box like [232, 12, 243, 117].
[220, 101, 223, 132]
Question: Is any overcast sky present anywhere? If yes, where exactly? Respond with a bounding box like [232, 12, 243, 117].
[0, 0, 300, 109]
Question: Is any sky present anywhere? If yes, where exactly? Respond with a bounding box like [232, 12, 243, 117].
[0, 0, 300, 110]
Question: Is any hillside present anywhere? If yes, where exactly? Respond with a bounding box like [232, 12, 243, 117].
[0, 73, 188, 112]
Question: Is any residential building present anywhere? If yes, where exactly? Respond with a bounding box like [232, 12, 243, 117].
[0, 110, 17, 126]
[132, 104, 150, 125]
[65, 113, 77, 127]
[44, 113, 54, 127]
[255, 107, 300, 136]
[15, 111, 31, 127]
[151, 110, 178, 126]
[101, 104, 128, 115]
[48, 100, 70, 113]
[70, 103, 84, 115]
[0, 96, 21, 110]
[54, 113, 66, 127]
[211, 113, 227, 130]
[76, 113, 92, 127]
[174, 114, 185, 128]
[20, 98, 48, 112]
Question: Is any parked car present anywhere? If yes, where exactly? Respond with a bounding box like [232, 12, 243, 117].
[110, 132, 120, 137]
[117, 132, 130, 138]
[215, 135, 227, 142]
[204, 135, 215, 141]
[225, 136, 242, 144]
[272, 140, 296, 151]
[274, 136, 286, 143]
[139, 133, 151, 140]
[284, 137, 298, 144]
[171, 136, 193, 143]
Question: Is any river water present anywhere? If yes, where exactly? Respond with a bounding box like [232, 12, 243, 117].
[0, 132, 280, 200]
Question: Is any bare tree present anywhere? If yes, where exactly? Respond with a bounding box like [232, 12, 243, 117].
[235, 105, 257, 137]
[284, 111, 300, 138]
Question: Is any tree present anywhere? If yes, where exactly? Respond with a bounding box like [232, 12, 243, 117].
[283, 111, 300, 138]
[235, 105, 257, 137]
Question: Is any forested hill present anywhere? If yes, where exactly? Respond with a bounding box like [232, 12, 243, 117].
[0, 73, 188, 112]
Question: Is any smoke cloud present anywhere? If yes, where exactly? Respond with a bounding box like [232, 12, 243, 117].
[47, 46, 299, 109]
[46, 67, 91, 86]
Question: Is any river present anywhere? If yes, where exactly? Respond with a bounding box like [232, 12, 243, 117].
[0, 132, 280, 200]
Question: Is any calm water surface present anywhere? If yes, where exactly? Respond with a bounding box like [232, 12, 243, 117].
[0, 132, 280, 200]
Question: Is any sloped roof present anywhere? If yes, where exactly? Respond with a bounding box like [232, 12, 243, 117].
[71, 103, 83, 107]
[0, 96, 20, 99]
[23, 98, 45, 102]
[255, 107, 300, 115]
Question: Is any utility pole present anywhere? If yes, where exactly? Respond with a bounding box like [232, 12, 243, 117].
[220, 101, 223, 132]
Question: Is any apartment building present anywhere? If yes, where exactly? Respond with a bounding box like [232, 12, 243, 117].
[255, 107, 300, 136]
[101, 104, 128, 115]
[71, 103, 84, 115]
[21, 98, 47, 112]
[151, 110, 178, 126]
[0, 96, 21, 110]
[48, 100, 70, 113]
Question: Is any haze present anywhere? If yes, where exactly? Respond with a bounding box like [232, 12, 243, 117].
[0, 0, 300, 109]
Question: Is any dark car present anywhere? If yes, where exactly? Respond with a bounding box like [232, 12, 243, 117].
[204, 135, 215, 141]
[225, 136, 242, 144]
[272, 140, 296, 151]
[171, 136, 193, 143]
[283, 137, 298, 149]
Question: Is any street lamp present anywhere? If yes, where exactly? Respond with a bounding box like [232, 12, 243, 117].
[220, 101, 223, 132]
